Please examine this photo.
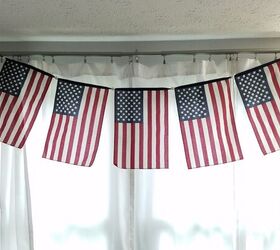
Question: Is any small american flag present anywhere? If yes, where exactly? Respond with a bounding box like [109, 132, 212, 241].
[175, 78, 243, 169]
[43, 79, 109, 167]
[235, 59, 280, 154]
[0, 58, 53, 148]
[114, 88, 168, 169]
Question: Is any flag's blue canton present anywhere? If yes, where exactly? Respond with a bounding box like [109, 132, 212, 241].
[54, 80, 84, 116]
[115, 90, 143, 123]
[235, 68, 273, 108]
[0, 60, 29, 96]
[175, 85, 209, 121]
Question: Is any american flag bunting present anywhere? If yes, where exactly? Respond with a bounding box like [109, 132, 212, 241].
[0, 58, 53, 148]
[235, 59, 280, 154]
[43, 79, 109, 166]
[175, 78, 243, 169]
[114, 88, 168, 169]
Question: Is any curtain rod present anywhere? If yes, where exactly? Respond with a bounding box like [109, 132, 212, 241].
[1, 49, 280, 57]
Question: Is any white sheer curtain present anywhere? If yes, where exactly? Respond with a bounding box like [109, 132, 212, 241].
[0, 59, 33, 250]
[2, 54, 280, 250]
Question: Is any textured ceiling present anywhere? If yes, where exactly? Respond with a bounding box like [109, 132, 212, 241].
[1, 0, 280, 40]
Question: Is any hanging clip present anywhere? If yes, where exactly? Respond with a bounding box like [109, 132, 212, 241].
[42, 55, 46, 62]
[236, 53, 239, 61]
[208, 54, 212, 61]
[192, 54, 196, 63]
[162, 55, 166, 64]
[275, 52, 278, 60]
[111, 56, 114, 64]
[27, 56, 31, 63]
[128, 56, 133, 64]
[135, 55, 139, 63]
[52, 56, 55, 64]
[254, 53, 257, 60]
[84, 56, 87, 64]
[135, 49, 139, 63]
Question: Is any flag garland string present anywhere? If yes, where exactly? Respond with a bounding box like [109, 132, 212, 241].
[1, 57, 280, 169]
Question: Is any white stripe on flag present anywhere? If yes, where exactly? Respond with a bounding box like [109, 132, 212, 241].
[134, 123, 140, 169]
[159, 90, 165, 168]
[61, 117, 74, 162]
[151, 91, 157, 169]
[184, 121, 196, 168]
[201, 117, 214, 165]
[69, 87, 89, 164]
[84, 89, 105, 166]
[10, 73, 49, 147]
[204, 84, 223, 163]
[77, 88, 96, 165]
[248, 107, 271, 153]
[212, 81, 231, 162]
[266, 65, 280, 103]
[0, 69, 34, 138]
[192, 119, 204, 167]
[0, 95, 14, 131]
[53, 115, 67, 160]
[45, 115, 60, 158]
[126, 123, 131, 169]
[266, 101, 280, 145]
[143, 91, 148, 169]
[117, 123, 123, 168]
[258, 104, 278, 150]
[222, 81, 240, 161]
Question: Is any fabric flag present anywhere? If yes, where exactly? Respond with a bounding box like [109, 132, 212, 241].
[175, 78, 243, 169]
[114, 88, 168, 169]
[235, 59, 280, 155]
[0, 58, 53, 148]
[42, 79, 109, 167]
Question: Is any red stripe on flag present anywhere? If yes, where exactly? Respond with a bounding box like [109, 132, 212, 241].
[226, 80, 243, 159]
[262, 103, 280, 147]
[0, 94, 9, 116]
[139, 123, 144, 169]
[188, 120, 200, 168]
[253, 106, 275, 153]
[270, 100, 280, 130]
[246, 109, 267, 154]
[208, 84, 227, 163]
[147, 91, 152, 169]
[206, 117, 218, 165]
[270, 64, 280, 99]
[89, 89, 109, 166]
[197, 119, 209, 166]
[81, 88, 100, 166]
[0, 97, 17, 137]
[180, 122, 191, 169]
[9, 73, 45, 146]
[164, 90, 168, 168]
[113, 122, 119, 166]
[217, 82, 235, 161]
[65, 117, 78, 163]
[42, 114, 56, 158]
[50, 115, 63, 159]
[122, 123, 127, 169]
[74, 88, 92, 165]
[57, 116, 70, 161]
[0, 70, 37, 136]
[130, 123, 135, 169]
[156, 91, 160, 169]
[18, 76, 52, 148]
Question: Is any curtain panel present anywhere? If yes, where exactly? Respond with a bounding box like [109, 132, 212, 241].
[1, 55, 280, 250]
